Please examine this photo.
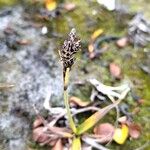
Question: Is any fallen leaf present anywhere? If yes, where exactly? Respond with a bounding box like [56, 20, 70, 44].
[88, 43, 94, 53]
[45, 0, 57, 11]
[91, 29, 103, 41]
[128, 123, 141, 139]
[116, 37, 128, 48]
[17, 39, 31, 45]
[49, 139, 58, 146]
[132, 107, 140, 115]
[69, 96, 90, 107]
[137, 99, 145, 105]
[118, 116, 127, 124]
[109, 63, 121, 79]
[113, 124, 129, 144]
[93, 123, 115, 143]
[32, 127, 49, 143]
[52, 139, 63, 150]
[64, 3, 76, 11]
[33, 116, 44, 128]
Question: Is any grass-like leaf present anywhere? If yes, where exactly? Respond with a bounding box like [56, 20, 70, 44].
[71, 137, 81, 150]
[76, 99, 122, 135]
[64, 68, 77, 133]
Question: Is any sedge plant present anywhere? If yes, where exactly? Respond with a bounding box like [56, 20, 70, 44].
[59, 28, 81, 134]
[59, 29, 125, 149]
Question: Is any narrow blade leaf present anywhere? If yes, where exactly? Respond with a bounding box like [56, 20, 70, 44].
[76, 99, 121, 135]
[71, 137, 81, 150]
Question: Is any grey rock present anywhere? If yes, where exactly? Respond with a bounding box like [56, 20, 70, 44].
[0, 6, 63, 150]
[8, 139, 27, 150]
[128, 13, 150, 47]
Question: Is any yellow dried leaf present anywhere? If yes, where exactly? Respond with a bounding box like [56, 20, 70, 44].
[113, 124, 129, 144]
[45, 0, 57, 11]
[91, 29, 103, 41]
[88, 43, 94, 53]
[71, 137, 81, 150]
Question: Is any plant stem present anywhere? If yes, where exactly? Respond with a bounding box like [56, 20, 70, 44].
[64, 68, 77, 133]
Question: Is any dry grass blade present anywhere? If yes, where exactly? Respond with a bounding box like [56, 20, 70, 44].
[0, 83, 14, 90]
[46, 126, 73, 138]
[72, 106, 100, 117]
[82, 136, 109, 150]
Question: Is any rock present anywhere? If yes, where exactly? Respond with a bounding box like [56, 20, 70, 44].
[0, 114, 29, 139]
[0, 6, 63, 150]
[8, 139, 27, 150]
[128, 13, 150, 47]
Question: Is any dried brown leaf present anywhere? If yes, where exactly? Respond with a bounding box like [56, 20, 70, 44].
[132, 107, 140, 115]
[116, 37, 128, 48]
[93, 123, 115, 143]
[33, 117, 44, 128]
[69, 96, 90, 107]
[64, 3, 76, 11]
[109, 63, 121, 79]
[52, 139, 63, 150]
[137, 99, 145, 105]
[49, 139, 58, 146]
[128, 123, 141, 139]
[118, 116, 127, 124]
[17, 39, 31, 45]
[32, 127, 49, 143]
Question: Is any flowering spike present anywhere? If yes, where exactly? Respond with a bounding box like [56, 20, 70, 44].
[59, 28, 81, 75]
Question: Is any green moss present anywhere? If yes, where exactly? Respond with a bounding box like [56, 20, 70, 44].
[0, 0, 17, 7]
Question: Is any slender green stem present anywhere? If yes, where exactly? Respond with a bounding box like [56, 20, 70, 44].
[64, 68, 77, 133]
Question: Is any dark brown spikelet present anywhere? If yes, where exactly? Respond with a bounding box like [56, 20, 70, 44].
[59, 28, 81, 75]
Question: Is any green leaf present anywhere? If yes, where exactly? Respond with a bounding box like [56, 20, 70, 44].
[76, 99, 121, 135]
[64, 68, 77, 133]
[64, 89, 77, 133]
[71, 137, 81, 150]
